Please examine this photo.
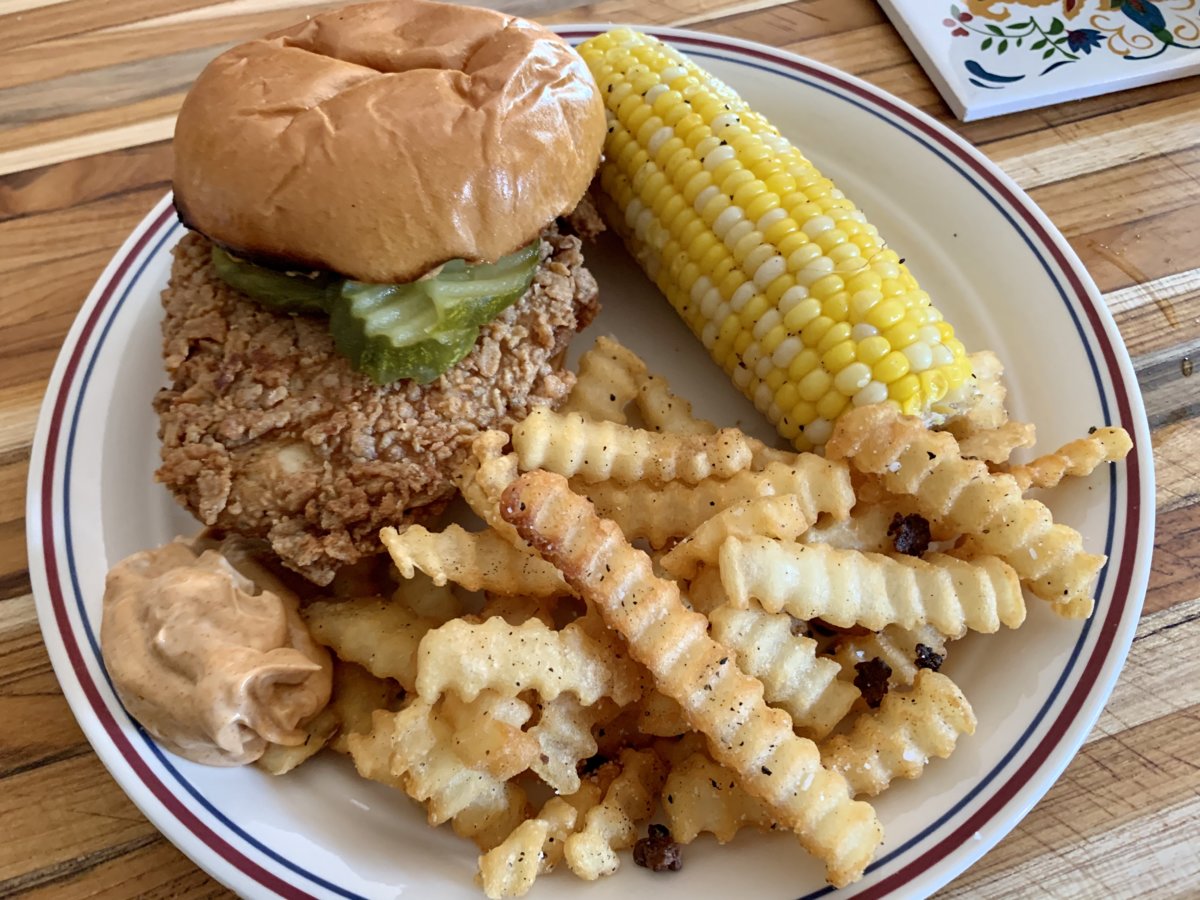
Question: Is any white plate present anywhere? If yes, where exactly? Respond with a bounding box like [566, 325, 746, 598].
[27, 26, 1154, 900]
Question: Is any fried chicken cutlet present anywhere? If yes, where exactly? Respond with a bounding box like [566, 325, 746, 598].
[155, 226, 598, 584]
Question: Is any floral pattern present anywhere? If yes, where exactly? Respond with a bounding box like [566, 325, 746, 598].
[944, 0, 1200, 87]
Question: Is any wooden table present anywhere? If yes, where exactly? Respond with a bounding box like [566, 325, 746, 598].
[2, 0, 1197, 896]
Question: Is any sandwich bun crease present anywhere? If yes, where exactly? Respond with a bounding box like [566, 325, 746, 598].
[173, 0, 606, 284]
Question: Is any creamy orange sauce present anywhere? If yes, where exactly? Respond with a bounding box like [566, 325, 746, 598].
[100, 539, 332, 766]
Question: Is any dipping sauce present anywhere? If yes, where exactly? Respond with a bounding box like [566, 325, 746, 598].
[101, 539, 332, 766]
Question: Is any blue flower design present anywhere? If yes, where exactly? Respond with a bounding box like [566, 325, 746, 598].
[1065, 28, 1103, 54]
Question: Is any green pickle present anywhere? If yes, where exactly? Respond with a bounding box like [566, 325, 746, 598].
[210, 246, 340, 313]
[212, 240, 540, 384]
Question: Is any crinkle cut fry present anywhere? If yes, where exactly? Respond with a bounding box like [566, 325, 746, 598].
[708, 604, 860, 739]
[500, 470, 882, 889]
[662, 750, 775, 843]
[347, 705, 528, 850]
[564, 747, 666, 880]
[820, 669, 976, 797]
[1001, 426, 1132, 491]
[578, 454, 854, 548]
[719, 537, 1026, 637]
[477, 784, 602, 899]
[381, 523, 568, 596]
[513, 407, 754, 484]
[560, 334, 647, 424]
[416, 616, 643, 706]
[826, 404, 1103, 618]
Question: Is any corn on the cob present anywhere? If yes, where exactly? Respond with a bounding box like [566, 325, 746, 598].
[578, 29, 972, 450]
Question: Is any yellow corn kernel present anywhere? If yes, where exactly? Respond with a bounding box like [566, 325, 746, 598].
[873, 351, 911, 384]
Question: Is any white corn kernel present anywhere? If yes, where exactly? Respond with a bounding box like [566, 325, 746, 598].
[853, 380, 890, 407]
[850, 323, 878, 341]
[753, 254, 787, 289]
[647, 125, 675, 155]
[754, 381, 773, 413]
[729, 282, 756, 312]
[693, 185, 719, 213]
[931, 343, 955, 367]
[713, 205, 744, 239]
[725, 220, 755, 249]
[752, 309, 781, 340]
[834, 362, 872, 395]
[796, 257, 835, 286]
[804, 417, 833, 445]
[772, 336, 803, 368]
[778, 285, 809, 316]
[703, 144, 737, 171]
[756, 208, 787, 231]
[902, 341, 933, 372]
[801, 215, 835, 238]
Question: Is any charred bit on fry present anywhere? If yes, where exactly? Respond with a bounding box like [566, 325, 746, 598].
[633, 824, 682, 872]
[887, 513, 932, 557]
[914, 643, 945, 672]
[853, 658, 892, 708]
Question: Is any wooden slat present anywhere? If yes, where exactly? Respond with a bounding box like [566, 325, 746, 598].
[0, 0, 214, 53]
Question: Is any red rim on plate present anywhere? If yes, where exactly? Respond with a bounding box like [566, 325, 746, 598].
[26, 27, 1152, 900]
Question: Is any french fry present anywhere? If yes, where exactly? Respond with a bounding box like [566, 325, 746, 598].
[302, 596, 436, 692]
[416, 616, 642, 706]
[381, 524, 569, 597]
[477, 783, 603, 899]
[635, 371, 717, 435]
[958, 420, 1037, 464]
[1001, 426, 1132, 491]
[719, 537, 1026, 637]
[513, 407, 754, 484]
[560, 334, 647, 424]
[801, 502, 910, 554]
[635, 689, 691, 738]
[660, 495, 813, 581]
[256, 706, 339, 775]
[820, 670, 976, 797]
[440, 691, 538, 781]
[479, 592, 558, 627]
[940, 351, 1009, 437]
[826, 404, 1103, 617]
[578, 455, 854, 548]
[684, 566, 729, 615]
[391, 571, 463, 623]
[454, 431, 526, 547]
[563, 747, 666, 880]
[347, 703, 530, 850]
[708, 604, 859, 739]
[527, 694, 613, 795]
[662, 750, 775, 843]
[501, 470, 883, 889]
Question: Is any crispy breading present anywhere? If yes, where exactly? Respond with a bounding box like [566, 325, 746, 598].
[155, 227, 599, 584]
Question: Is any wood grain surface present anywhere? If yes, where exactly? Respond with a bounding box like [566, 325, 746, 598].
[2, 0, 1197, 897]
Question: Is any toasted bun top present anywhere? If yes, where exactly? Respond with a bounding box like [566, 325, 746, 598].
[172, 0, 606, 283]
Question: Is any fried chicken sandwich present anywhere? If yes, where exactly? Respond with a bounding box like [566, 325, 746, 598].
[155, 0, 606, 583]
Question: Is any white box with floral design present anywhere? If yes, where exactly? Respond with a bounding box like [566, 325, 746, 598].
[878, 0, 1200, 120]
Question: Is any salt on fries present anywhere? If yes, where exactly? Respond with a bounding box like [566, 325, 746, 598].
[274, 335, 1129, 896]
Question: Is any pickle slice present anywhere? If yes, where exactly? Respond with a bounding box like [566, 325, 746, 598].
[328, 241, 539, 384]
[213, 239, 540, 383]
[210, 246, 340, 314]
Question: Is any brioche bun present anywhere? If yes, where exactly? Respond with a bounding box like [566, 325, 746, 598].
[172, 0, 606, 283]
